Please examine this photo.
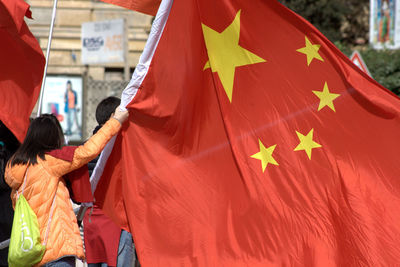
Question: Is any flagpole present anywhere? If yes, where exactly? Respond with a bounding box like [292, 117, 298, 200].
[36, 0, 59, 117]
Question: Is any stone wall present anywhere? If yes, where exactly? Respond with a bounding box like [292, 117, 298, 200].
[83, 78, 128, 140]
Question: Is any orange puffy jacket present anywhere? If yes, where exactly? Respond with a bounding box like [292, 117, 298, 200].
[5, 118, 121, 266]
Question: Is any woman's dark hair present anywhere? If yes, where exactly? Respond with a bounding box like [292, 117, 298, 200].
[10, 114, 64, 166]
[0, 121, 20, 190]
[95, 96, 121, 126]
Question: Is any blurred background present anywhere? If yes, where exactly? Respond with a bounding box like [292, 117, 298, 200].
[27, 0, 153, 142]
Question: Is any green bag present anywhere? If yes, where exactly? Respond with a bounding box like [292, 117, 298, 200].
[8, 167, 57, 267]
[8, 194, 45, 267]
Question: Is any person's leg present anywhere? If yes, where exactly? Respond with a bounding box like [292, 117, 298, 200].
[72, 108, 80, 132]
[43, 256, 76, 267]
[66, 110, 72, 135]
[72, 108, 81, 132]
[132, 242, 140, 267]
[116, 230, 133, 267]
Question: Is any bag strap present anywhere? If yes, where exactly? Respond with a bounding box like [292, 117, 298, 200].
[43, 183, 58, 246]
[16, 166, 58, 246]
[16, 166, 29, 200]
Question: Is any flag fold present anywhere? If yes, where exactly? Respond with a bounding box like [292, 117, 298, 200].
[0, 0, 45, 142]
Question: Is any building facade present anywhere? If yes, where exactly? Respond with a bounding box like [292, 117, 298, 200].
[26, 0, 152, 140]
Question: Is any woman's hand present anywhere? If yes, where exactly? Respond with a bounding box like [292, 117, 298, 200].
[112, 107, 129, 124]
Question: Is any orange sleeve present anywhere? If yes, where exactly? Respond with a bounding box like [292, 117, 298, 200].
[50, 118, 122, 177]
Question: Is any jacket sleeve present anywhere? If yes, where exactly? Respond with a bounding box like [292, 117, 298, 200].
[51, 118, 122, 177]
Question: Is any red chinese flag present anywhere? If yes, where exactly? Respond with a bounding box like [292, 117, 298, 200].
[100, 0, 161, 16]
[95, 0, 400, 265]
[0, 0, 45, 142]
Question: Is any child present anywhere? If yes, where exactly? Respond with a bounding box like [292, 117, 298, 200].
[84, 96, 139, 267]
[5, 108, 128, 266]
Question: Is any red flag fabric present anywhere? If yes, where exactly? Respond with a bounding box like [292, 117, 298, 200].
[100, 0, 161, 16]
[0, 0, 45, 142]
[95, 0, 400, 265]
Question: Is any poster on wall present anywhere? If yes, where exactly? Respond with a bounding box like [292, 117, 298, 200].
[370, 0, 400, 49]
[42, 76, 83, 142]
[81, 18, 125, 64]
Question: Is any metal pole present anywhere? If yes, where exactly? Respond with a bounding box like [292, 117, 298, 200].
[123, 17, 130, 81]
[36, 0, 59, 117]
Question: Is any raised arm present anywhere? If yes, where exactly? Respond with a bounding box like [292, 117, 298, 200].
[51, 107, 129, 177]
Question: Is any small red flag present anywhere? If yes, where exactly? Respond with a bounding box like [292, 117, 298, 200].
[100, 0, 161, 16]
[0, 0, 45, 142]
[95, 0, 400, 266]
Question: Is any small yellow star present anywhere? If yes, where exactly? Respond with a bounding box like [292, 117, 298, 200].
[250, 139, 278, 172]
[202, 10, 266, 102]
[313, 82, 340, 112]
[294, 129, 322, 160]
[296, 36, 324, 66]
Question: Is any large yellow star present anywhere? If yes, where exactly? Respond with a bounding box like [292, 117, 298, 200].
[202, 10, 266, 102]
[250, 139, 278, 172]
[313, 82, 340, 112]
[294, 129, 322, 160]
[296, 36, 324, 66]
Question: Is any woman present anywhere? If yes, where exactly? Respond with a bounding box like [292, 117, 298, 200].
[5, 107, 128, 266]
